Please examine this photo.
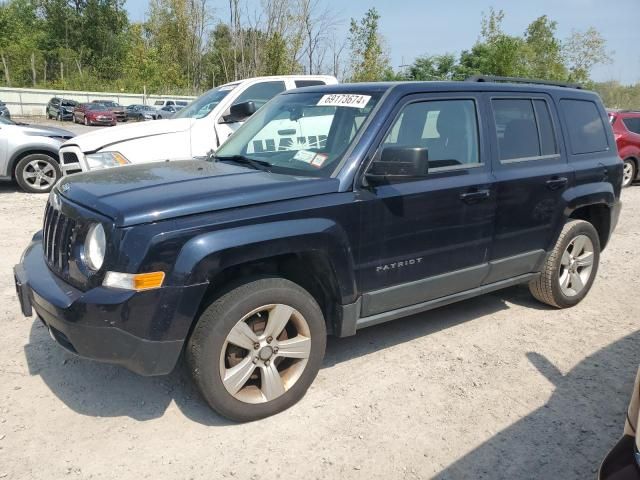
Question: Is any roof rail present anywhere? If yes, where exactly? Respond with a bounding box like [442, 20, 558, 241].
[465, 75, 583, 90]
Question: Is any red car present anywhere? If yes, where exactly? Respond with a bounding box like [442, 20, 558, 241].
[608, 110, 640, 187]
[73, 103, 116, 127]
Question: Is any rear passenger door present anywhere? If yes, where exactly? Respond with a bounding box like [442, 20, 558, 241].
[486, 94, 572, 283]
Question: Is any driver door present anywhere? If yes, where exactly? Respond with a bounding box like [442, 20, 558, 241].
[356, 94, 497, 317]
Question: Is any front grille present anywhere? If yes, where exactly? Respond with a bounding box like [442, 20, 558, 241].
[43, 202, 77, 276]
[61, 152, 79, 165]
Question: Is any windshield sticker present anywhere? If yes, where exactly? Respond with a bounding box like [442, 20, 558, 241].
[219, 85, 237, 91]
[317, 94, 371, 109]
[293, 150, 317, 163]
[311, 154, 328, 168]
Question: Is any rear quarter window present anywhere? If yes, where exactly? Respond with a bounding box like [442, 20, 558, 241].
[560, 99, 609, 154]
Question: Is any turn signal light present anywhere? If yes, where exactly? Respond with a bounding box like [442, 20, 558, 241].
[103, 271, 165, 291]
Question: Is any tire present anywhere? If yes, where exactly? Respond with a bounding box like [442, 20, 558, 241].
[14, 153, 61, 194]
[529, 219, 600, 308]
[622, 158, 636, 188]
[187, 277, 326, 422]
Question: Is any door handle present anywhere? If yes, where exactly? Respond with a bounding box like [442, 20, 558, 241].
[459, 189, 491, 204]
[545, 176, 568, 190]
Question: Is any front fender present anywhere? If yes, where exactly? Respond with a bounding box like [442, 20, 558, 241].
[170, 218, 358, 304]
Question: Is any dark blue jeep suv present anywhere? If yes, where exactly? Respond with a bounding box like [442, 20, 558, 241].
[14, 77, 623, 421]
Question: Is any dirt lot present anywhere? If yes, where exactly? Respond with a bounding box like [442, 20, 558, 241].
[0, 179, 638, 480]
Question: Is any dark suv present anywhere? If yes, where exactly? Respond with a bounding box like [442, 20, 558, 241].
[14, 77, 623, 422]
[608, 110, 640, 187]
[46, 98, 77, 121]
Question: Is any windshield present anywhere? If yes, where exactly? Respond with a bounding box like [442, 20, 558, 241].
[175, 85, 236, 119]
[214, 91, 380, 177]
[88, 104, 108, 111]
[62, 100, 77, 107]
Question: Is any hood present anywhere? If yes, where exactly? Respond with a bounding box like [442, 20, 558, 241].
[61, 117, 195, 153]
[57, 160, 340, 226]
[19, 123, 75, 138]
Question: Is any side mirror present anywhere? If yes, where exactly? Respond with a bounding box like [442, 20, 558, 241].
[365, 146, 429, 185]
[220, 101, 257, 124]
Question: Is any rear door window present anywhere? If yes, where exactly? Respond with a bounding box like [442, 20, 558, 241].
[294, 80, 327, 88]
[623, 117, 640, 135]
[233, 81, 286, 109]
[560, 99, 609, 154]
[491, 98, 559, 162]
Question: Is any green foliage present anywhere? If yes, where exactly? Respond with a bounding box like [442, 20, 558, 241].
[593, 81, 640, 110]
[404, 8, 614, 92]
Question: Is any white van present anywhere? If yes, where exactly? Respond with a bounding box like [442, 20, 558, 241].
[59, 75, 337, 174]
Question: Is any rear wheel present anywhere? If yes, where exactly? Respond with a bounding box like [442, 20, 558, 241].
[622, 158, 636, 187]
[187, 277, 326, 422]
[14, 154, 61, 194]
[529, 220, 600, 308]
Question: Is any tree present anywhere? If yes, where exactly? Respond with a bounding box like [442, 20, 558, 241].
[564, 27, 612, 83]
[407, 54, 457, 81]
[348, 8, 390, 82]
[523, 15, 567, 80]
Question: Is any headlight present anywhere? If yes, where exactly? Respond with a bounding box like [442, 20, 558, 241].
[143, 114, 153, 119]
[85, 151, 130, 170]
[84, 223, 106, 271]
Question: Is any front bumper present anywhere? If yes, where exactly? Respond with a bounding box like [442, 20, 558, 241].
[598, 435, 640, 480]
[15, 238, 207, 376]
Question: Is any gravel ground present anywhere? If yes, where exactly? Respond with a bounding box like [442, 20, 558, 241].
[0, 179, 638, 480]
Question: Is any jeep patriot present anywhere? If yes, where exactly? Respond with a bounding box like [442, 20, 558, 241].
[14, 77, 623, 421]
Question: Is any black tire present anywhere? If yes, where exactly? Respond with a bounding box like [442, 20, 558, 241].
[187, 277, 326, 422]
[14, 153, 61, 194]
[622, 158, 636, 188]
[529, 219, 600, 308]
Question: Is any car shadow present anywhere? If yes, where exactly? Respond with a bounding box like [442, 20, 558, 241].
[23, 286, 518, 425]
[433, 329, 640, 480]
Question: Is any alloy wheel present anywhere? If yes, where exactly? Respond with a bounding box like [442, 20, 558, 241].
[558, 234, 595, 297]
[22, 159, 57, 191]
[219, 304, 312, 404]
[622, 160, 635, 187]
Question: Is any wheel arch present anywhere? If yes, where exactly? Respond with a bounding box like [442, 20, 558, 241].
[170, 219, 359, 336]
[562, 183, 616, 250]
[9, 148, 60, 179]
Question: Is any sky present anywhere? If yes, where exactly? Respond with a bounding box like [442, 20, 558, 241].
[125, 0, 640, 84]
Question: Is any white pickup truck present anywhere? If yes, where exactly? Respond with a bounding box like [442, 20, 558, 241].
[59, 75, 337, 173]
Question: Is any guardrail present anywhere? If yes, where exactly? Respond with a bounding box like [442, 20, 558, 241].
[0, 86, 196, 116]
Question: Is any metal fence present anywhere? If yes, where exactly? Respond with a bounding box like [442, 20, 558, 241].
[0, 86, 196, 117]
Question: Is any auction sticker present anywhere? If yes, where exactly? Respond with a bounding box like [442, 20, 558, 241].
[293, 150, 317, 163]
[317, 94, 371, 109]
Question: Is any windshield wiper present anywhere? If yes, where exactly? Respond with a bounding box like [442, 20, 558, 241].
[214, 154, 272, 172]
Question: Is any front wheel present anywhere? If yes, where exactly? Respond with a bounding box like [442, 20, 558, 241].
[529, 219, 600, 308]
[187, 277, 326, 422]
[622, 158, 636, 187]
[14, 154, 61, 194]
